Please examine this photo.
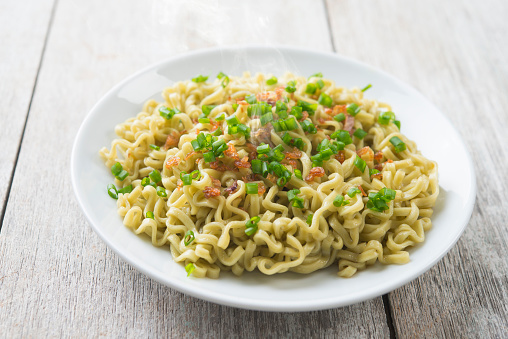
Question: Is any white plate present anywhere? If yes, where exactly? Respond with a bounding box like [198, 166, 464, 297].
[71, 46, 476, 312]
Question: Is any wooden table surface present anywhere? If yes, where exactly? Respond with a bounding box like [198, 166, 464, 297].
[1, 0, 507, 337]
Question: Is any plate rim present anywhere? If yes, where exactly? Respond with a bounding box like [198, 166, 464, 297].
[71, 45, 477, 312]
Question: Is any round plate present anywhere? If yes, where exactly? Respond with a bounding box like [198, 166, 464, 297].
[71, 46, 476, 312]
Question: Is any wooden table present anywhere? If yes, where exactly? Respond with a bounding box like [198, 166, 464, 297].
[1, 0, 507, 337]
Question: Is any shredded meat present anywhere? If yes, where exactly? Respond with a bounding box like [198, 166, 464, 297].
[282, 159, 298, 168]
[209, 161, 236, 172]
[374, 151, 383, 163]
[299, 111, 309, 122]
[318, 117, 332, 124]
[324, 108, 333, 115]
[210, 120, 221, 131]
[371, 172, 383, 180]
[305, 167, 325, 182]
[374, 163, 383, 171]
[344, 113, 355, 136]
[203, 186, 221, 198]
[258, 183, 267, 195]
[331, 105, 347, 116]
[224, 143, 240, 160]
[284, 148, 302, 160]
[224, 180, 238, 195]
[253, 125, 273, 145]
[358, 185, 367, 197]
[165, 156, 181, 168]
[211, 177, 221, 189]
[234, 156, 251, 168]
[357, 146, 374, 162]
[246, 142, 258, 160]
[335, 150, 345, 164]
[164, 130, 182, 149]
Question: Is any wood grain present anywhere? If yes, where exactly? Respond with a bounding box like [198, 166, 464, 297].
[326, 0, 508, 337]
[0, 0, 55, 219]
[0, 0, 390, 337]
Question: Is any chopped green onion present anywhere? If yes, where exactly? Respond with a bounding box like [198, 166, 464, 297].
[116, 170, 129, 181]
[149, 144, 160, 151]
[390, 136, 406, 152]
[296, 100, 318, 115]
[159, 106, 181, 120]
[306, 214, 313, 225]
[203, 151, 216, 163]
[245, 225, 258, 236]
[287, 189, 300, 201]
[288, 189, 304, 207]
[185, 263, 195, 277]
[232, 103, 239, 111]
[354, 156, 367, 173]
[334, 113, 345, 122]
[347, 187, 361, 197]
[277, 177, 287, 187]
[141, 177, 151, 187]
[294, 169, 303, 180]
[261, 162, 269, 177]
[394, 120, 401, 130]
[245, 216, 261, 236]
[257, 144, 270, 154]
[316, 79, 325, 89]
[180, 172, 192, 186]
[366, 187, 396, 212]
[277, 110, 288, 119]
[300, 120, 317, 134]
[212, 128, 222, 136]
[308, 72, 323, 78]
[202, 105, 217, 116]
[346, 103, 361, 116]
[184, 230, 195, 246]
[192, 75, 208, 83]
[107, 184, 118, 199]
[260, 112, 274, 126]
[290, 106, 303, 120]
[378, 111, 396, 125]
[305, 83, 317, 94]
[285, 80, 296, 93]
[111, 162, 123, 176]
[191, 139, 201, 151]
[221, 76, 230, 88]
[225, 114, 239, 126]
[118, 185, 133, 194]
[353, 128, 368, 139]
[251, 159, 263, 174]
[284, 117, 298, 130]
[370, 168, 381, 179]
[245, 94, 257, 104]
[318, 93, 333, 107]
[191, 170, 201, 180]
[291, 197, 304, 208]
[246, 182, 258, 195]
[361, 84, 372, 92]
[276, 100, 288, 113]
[149, 169, 162, 183]
[266, 76, 278, 85]
[293, 138, 304, 150]
[217, 71, 226, 79]
[215, 113, 226, 121]
[333, 195, 349, 207]
[282, 132, 292, 145]
[331, 130, 352, 145]
[156, 186, 167, 197]
[271, 121, 283, 132]
[198, 117, 210, 124]
[146, 211, 154, 219]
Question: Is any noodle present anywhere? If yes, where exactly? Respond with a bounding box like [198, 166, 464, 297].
[100, 72, 439, 278]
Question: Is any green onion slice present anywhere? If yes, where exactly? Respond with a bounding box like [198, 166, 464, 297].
[266, 76, 278, 85]
[149, 144, 160, 151]
[361, 84, 372, 92]
[156, 186, 167, 197]
[389, 136, 406, 152]
[346, 103, 361, 116]
[146, 211, 154, 219]
[111, 162, 123, 176]
[347, 187, 361, 197]
[185, 263, 195, 277]
[353, 128, 368, 139]
[354, 156, 367, 173]
[318, 93, 333, 107]
[149, 169, 162, 183]
[184, 230, 195, 246]
[245, 94, 257, 104]
[107, 184, 118, 199]
[306, 214, 313, 225]
[192, 75, 208, 83]
[116, 170, 129, 181]
[333, 195, 349, 207]
[246, 182, 258, 195]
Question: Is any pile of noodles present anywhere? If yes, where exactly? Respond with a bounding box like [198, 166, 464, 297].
[100, 72, 438, 278]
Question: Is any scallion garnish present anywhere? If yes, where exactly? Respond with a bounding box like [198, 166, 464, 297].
[370, 168, 381, 177]
[353, 128, 368, 139]
[184, 230, 195, 246]
[245, 216, 260, 236]
[149, 144, 160, 151]
[260, 112, 274, 126]
[316, 79, 325, 89]
[217, 71, 226, 79]
[354, 156, 367, 173]
[118, 185, 133, 194]
[156, 186, 167, 197]
[203, 151, 216, 163]
[149, 169, 162, 183]
[330, 130, 352, 145]
[159, 106, 181, 120]
[378, 111, 396, 125]
[284, 116, 298, 130]
[334, 113, 345, 122]
[111, 162, 123, 176]
[116, 170, 129, 181]
[346, 103, 361, 116]
[308, 72, 323, 78]
[333, 195, 349, 207]
[276, 100, 288, 113]
[202, 105, 217, 116]
[246, 182, 259, 195]
[146, 211, 154, 219]
[226, 114, 239, 126]
[361, 84, 372, 92]
[294, 169, 303, 180]
[366, 187, 396, 212]
[306, 214, 313, 225]
[266, 76, 278, 85]
[347, 187, 361, 197]
[232, 103, 239, 111]
[318, 93, 333, 107]
[257, 144, 270, 154]
[192, 75, 208, 83]
[251, 159, 263, 174]
[185, 263, 195, 277]
[290, 106, 303, 120]
[285, 80, 297, 93]
[390, 136, 406, 152]
[198, 117, 210, 124]
[141, 177, 151, 187]
[288, 189, 304, 208]
[245, 94, 257, 104]
[107, 184, 118, 199]
[296, 100, 318, 116]
[394, 120, 401, 130]
[215, 113, 226, 121]
[300, 120, 317, 134]
[305, 83, 317, 95]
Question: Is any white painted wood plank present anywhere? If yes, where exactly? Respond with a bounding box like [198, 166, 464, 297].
[0, 0, 55, 217]
[326, 0, 508, 337]
[0, 0, 390, 337]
